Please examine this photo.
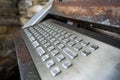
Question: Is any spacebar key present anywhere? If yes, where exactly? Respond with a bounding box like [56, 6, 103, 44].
[36, 46, 45, 56]
[63, 48, 78, 59]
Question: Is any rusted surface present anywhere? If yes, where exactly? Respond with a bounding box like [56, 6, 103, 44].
[53, 0, 120, 27]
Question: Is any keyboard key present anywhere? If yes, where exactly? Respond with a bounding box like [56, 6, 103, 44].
[81, 41, 90, 46]
[24, 29, 28, 33]
[49, 31, 54, 34]
[42, 32, 47, 36]
[70, 35, 76, 40]
[63, 39, 70, 43]
[52, 27, 56, 30]
[61, 31, 67, 35]
[81, 50, 91, 56]
[32, 41, 39, 48]
[46, 60, 55, 68]
[42, 55, 50, 61]
[47, 29, 51, 32]
[68, 42, 76, 46]
[62, 61, 72, 69]
[47, 36, 52, 40]
[51, 50, 59, 56]
[63, 48, 78, 59]
[55, 34, 60, 38]
[54, 41, 60, 45]
[35, 33, 39, 37]
[36, 46, 45, 56]
[50, 38, 56, 42]
[56, 55, 65, 62]
[41, 40, 47, 44]
[44, 43, 51, 47]
[39, 38, 45, 42]
[75, 38, 83, 42]
[48, 46, 55, 51]
[50, 67, 61, 76]
[52, 32, 57, 36]
[44, 34, 49, 37]
[37, 35, 42, 39]
[58, 29, 63, 33]
[74, 45, 82, 51]
[65, 33, 71, 37]
[26, 32, 32, 38]
[90, 45, 99, 50]
[59, 36, 65, 40]
[29, 36, 35, 42]
[54, 28, 59, 31]
[58, 44, 65, 49]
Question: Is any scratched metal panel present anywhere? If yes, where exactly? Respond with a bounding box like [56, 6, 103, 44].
[52, 0, 120, 27]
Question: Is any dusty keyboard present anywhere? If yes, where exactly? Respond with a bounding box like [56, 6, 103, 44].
[22, 19, 120, 80]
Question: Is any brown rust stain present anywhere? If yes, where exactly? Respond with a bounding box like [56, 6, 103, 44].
[54, 0, 120, 26]
[54, 0, 120, 17]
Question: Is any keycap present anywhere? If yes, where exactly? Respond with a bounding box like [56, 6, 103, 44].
[90, 45, 99, 50]
[24, 29, 28, 33]
[35, 34, 39, 37]
[27, 33, 32, 38]
[65, 33, 71, 37]
[49, 31, 54, 34]
[63, 48, 78, 59]
[32, 41, 39, 48]
[61, 31, 67, 35]
[37, 35, 42, 39]
[41, 40, 47, 44]
[52, 32, 57, 36]
[26, 31, 32, 36]
[59, 36, 65, 40]
[81, 41, 90, 46]
[50, 38, 56, 42]
[63, 39, 70, 43]
[39, 38, 45, 42]
[44, 43, 51, 47]
[42, 55, 50, 61]
[51, 50, 59, 56]
[68, 42, 76, 46]
[75, 38, 83, 42]
[47, 36, 52, 40]
[55, 34, 60, 38]
[47, 29, 51, 32]
[58, 29, 63, 33]
[50, 67, 61, 76]
[36, 46, 45, 56]
[74, 45, 82, 51]
[58, 44, 65, 49]
[48, 46, 55, 51]
[54, 28, 59, 31]
[46, 60, 55, 68]
[70, 35, 76, 40]
[81, 50, 91, 56]
[44, 34, 49, 37]
[42, 32, 47, 36]
[62, 61, 72, 69]
[54, 41, 60, 45]
[29, 36, 35, 42]
[56, 55, 65, 62]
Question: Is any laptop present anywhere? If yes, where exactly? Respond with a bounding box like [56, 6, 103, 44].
[19, 0, 120, 80]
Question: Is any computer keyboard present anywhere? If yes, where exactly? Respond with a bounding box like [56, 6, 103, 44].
[23, 20, 99, 75]
[21, 19, 120, 80]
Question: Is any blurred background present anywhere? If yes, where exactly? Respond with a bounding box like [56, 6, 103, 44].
[0, 0, 48, 80]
